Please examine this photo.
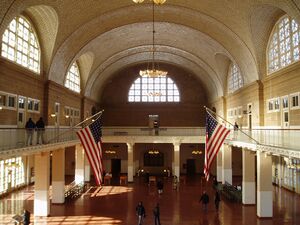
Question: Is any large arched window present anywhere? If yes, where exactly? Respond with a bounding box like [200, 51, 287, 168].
[128, 77, 180, 102]
[65, 62, 80, 93]
[228, 63, 243, 93]
[268, 15, 300, 74]
[1, 16, 40, 73]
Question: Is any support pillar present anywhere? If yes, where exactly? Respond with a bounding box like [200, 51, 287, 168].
[173, 142, 180, 179]
[52, 148, 65, 204]
[257, 152, 273, 217]
[242, 149, 255, 204]
[217, 148, 223, 182]
[34, 152, 50, 216]
[127, 143, 134, 182]
[222, 145, 232, 184]
[75, 144, 84, 184]
[278, 156, 283, 187]
[84, 155, 91, 182]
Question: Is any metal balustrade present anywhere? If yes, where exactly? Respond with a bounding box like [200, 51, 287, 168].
[0, 127, 300, 153]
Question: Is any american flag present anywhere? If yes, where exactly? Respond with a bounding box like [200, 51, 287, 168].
[204, 112, 230, 181]
[76, 115, 103, 185]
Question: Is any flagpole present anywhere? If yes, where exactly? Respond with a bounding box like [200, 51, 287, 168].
[204, 106, 260, 145]
[73, 109, 104, 128]
[47, 109, 104, 143]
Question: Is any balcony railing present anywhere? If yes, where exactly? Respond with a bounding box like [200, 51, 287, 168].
[0, 127, 300, 152]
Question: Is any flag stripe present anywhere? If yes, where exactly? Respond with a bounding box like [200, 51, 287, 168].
[204, 112, 230, 181]
[76, 115, 104, 186]
[77, 131, 101, 184]
[83, 128, 102, 183]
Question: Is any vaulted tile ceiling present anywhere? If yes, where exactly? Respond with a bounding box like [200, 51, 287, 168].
[1, 0, 299, 101]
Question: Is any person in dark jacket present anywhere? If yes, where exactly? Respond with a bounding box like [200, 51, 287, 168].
[36, 117, 45, 144]
[136, 201, 146, 225]
[153, 203, 161, 225]
[22, 209, 30, 225]
[157, 179, 164, 194]
[199, 191, 209, 212]
[214, 191, 221, 211]
[25, 118, 35, 145]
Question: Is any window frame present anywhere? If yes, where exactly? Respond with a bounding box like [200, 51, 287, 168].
[128, 76, 180, 103]
[1, 15, 41, 73]
[290, 92, 300, 109]
[267, 15, 300, 74]
[0, 91, 17, 110]
[267, 97, 281, 113]
[65, 62, 81, 93]
[227, 63, 243, 93]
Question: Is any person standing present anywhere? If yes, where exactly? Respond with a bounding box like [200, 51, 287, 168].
[199, 191, 209, 212]
[36, 117, 45, 144]
[136, 201, 146, 225]
[22, 209, 30, 225]
[153, 203, 161, 225]
[214, 191, 221, 211]
[25, 118, 35, 145]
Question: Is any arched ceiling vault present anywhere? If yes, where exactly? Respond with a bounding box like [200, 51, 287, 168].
[47, 5, 261, 101]
[1, 0, 299, 102]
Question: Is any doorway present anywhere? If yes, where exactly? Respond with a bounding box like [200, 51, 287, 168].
[111, 159, 121, 178]
[247, 103, 252, 130]
[186, 159, 196, 176]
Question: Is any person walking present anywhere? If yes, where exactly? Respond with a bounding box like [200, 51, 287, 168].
[136, 201, 146, 225]
[157, 179, 164, 194]
[153, 203, 161, 225]
[199, 191, 209, 212]
[173, 175, 178, 190]
[36, 117, 45, 144]
[22, 209, 30, 225]
[214, 191, 221, 211]
[25, 118, 35, 146]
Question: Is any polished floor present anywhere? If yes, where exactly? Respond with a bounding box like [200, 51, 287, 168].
[0, 176, 299, 225]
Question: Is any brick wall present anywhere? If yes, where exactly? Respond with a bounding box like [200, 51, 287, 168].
[99, 64, 208, 127]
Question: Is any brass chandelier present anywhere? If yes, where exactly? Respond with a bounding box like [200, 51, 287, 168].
[133, 0, 166, 4]
[135, 0, 168, 78]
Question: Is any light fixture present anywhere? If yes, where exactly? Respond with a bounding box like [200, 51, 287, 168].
[148, 150, 160, 154]
[133, 0, 167, 5]
[65, 115, 70, 119]
[50, 113, 56, 118]
[192, 150, 203, 155]
[147, 91, 162, 97]
[105, 150, 116, 154]
[0, 106, 2, 110]
[139, 0, 168, 78]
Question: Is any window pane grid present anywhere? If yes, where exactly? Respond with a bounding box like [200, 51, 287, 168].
[65, 62, 80, 93]
[268, 15, 300, 73]
[128, 76, 180, 102]
[228, 63, 243, 93]
[1, 16, 40, 73]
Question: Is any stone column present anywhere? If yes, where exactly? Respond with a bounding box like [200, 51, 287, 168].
[173, 142, 180, 179]
[52, 148, 65, 204]
[75, 144, 85, 184]
[216, 149, 223, 182]
[34, 152, 50, 216]
[242, 149, 255, 204]
[84, 155, 91, 182]
[222, 145, 232, 184]
[257, 152, 273, 217]
[127, 143, 134, 182]
[278, 156, 283, 187]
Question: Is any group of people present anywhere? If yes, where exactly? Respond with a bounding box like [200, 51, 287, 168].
[199, 190, 221, 212]
[136, 201, 161, 225]
[25, 117, 45, 145]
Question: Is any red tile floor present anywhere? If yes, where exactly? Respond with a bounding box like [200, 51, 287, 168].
[0, 176, 299, 224]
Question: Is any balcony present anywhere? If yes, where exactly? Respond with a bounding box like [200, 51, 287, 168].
[0, 127, 300, 158]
